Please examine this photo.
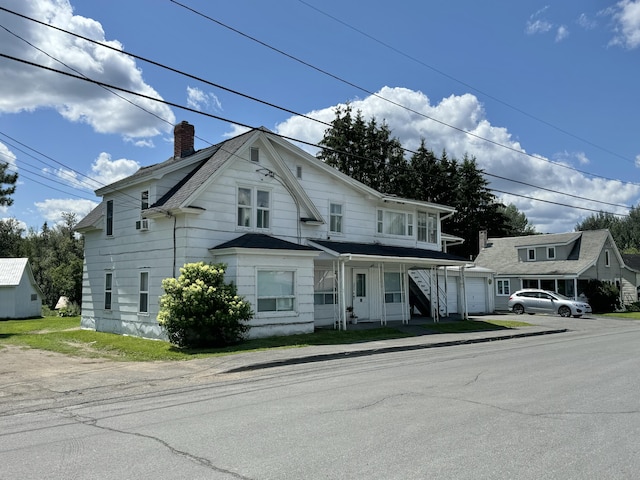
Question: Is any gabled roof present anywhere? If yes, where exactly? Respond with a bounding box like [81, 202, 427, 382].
[308, 239, 469, 266]
[474, 230, 615, 276]
[0, 258, 29, 286]
[75, 202, 103, 232]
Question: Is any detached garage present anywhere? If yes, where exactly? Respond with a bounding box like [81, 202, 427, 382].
[0, 258, 43, 319]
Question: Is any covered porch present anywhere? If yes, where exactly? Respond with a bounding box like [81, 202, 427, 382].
[308, 239, 471, 331]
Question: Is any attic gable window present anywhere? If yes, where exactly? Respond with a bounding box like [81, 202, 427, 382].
[141, 190, 149, 210]
[605, 249, 610, 267]
[106, 200, 114, 236]
[250, 147, 259, 162]
[329, 203, 343, 234]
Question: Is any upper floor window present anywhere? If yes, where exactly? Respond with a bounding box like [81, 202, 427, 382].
[237, 187, 270, 229]
[417, 211, 438, 243]
[141, 190, 149, 210]
[527, 248, 536, 261]
[605, 249, 610, 267]
[106, 200, 114, 236]
[329, 203, 343, 234]
[377, 209, 413, 237]
[296, 165, 303, 179]
[547, 247, 556, 259]
[250, 147, 259, 162]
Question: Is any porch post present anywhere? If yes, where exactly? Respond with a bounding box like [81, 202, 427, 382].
[444, 266, 449, 317]
[340, 259, 347, 330]
[401, 263, 408, 324]
[573, 277, 578, 301]
[461, 266, 468, 320]
[380, 263, 387, 325]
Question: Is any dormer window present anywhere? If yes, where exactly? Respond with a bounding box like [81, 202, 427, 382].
[547, 247, 555, 259]
[250, 147, 259, 162]
[527, 248, 536, 261]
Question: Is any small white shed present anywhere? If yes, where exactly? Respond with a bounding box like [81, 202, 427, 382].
[0, 258, 43, 319]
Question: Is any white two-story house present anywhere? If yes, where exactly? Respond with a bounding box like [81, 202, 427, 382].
[76, 122, 487, 340]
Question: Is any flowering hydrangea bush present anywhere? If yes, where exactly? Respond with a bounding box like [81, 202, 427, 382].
[158, 262, 253, 348]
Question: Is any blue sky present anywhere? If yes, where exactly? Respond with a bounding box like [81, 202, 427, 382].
[1, 0, 640, 234]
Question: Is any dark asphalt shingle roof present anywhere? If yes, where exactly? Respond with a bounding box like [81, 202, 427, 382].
[310, 239, 468, 263]
[211, 233, 318, 251]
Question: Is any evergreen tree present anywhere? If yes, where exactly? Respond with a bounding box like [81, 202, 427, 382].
[498, 203, 537, 236]
[0, 162, 18, 207]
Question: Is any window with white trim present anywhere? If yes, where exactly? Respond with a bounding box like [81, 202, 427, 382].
[527, 248, 536, 261]
[237, 187, 270, 229]
[257, 270, 295, 312]
[377, 209, 413, 237]
[497, 279, 510, 296]
[106, 200, 114, 236]
[250, 147, 259, 162]
[547, 247, 556, 259]
[139, 272, 149, 313]
[141, 190, 149, 210]
[417, 211, 438, 243]
[384, 272, 403, 303]
[314, 270, 336, 305]
[104, 273, 113, 310]
[329, 203, 343, 234]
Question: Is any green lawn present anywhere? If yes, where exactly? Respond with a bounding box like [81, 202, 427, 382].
[599, 311, 640, 320]
[0, 316, 531, 362]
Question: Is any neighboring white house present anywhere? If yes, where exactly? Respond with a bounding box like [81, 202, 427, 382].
[76, 122, 489, 340]
[0, 258, 43, 319]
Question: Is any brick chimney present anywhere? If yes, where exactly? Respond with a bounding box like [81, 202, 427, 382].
[174, 121, 194, 159]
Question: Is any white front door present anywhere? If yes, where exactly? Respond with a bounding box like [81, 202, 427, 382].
[352, 269, 370, 321]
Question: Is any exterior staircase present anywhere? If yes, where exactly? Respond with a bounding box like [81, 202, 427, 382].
[408, 269, 448, 319]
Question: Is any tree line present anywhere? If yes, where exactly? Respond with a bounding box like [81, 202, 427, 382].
[0, 213, 83, 311]
[317, 105, 536, 259]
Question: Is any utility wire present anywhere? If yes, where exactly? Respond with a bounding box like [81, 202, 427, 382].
[296, 0, 635, 166]
[0, 52, 629, 218]
[0, 5, 635, 208]
[168, 0, 636, 184]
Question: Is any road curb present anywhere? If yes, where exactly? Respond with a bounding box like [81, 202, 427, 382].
[227, 328, 569, 372]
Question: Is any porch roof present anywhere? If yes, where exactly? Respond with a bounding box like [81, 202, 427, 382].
[308, 239, 470, 266]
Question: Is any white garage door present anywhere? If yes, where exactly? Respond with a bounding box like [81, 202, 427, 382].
[466, 278, 487, 313]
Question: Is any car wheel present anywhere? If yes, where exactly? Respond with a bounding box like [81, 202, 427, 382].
[558, 306, 571, 317]
[512, 304, 524, 315]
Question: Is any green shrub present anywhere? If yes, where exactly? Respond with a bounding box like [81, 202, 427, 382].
[58, 302, 81, 317]
[158, 262, 253, 348]
[583, 279, 620, 313]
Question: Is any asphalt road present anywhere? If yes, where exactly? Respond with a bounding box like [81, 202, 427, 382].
[2, 315, 640, 479]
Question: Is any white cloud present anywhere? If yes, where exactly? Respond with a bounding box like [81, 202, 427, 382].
[48, 152, 140, 191]
[607, 0, 640, 49]
[186, 86, 222, 112]
[0, 0, 175, 139]
[577, 13, 597, 30]
[275, 86, 640, 234]
[34, 198, 98, 224]
[0, 142, 18, 170]
[635, 154, 640, 168]
[555, 25, 570, 42]
[527, 19, 553, 35]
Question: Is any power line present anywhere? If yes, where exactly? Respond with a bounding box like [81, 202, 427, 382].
[0, 52, 629, 218]
[1, 5, 636, 211]
[296, 0, 636, 167]
[168, 1, 637, 185]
